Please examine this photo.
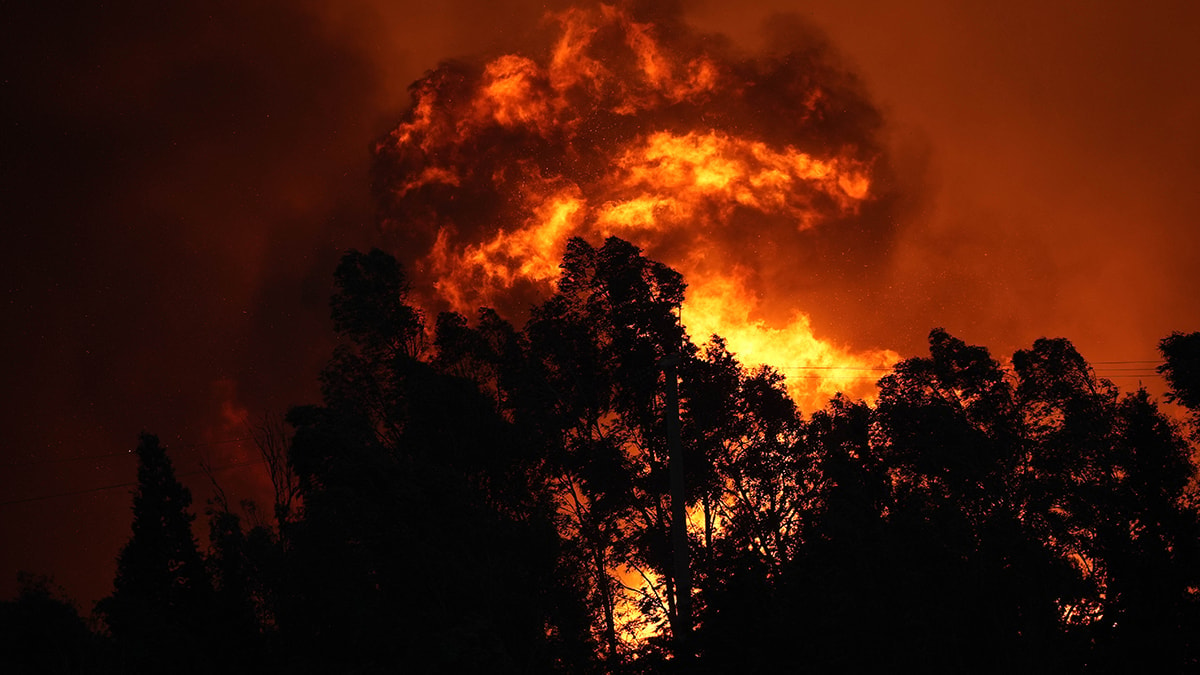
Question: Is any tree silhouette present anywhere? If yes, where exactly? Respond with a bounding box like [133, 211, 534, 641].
[1159, 331, 1200, 438]
[202, 505, 272, 671]
[276, 248, 592, 672]
[1089, 389, 1200, 671]
[517, 237, 691, 661]
[0, 573, 95, 674]
[67, 240, 1200, 673]
[700, 329, 1200, 672]
[98, 433, 212, 672]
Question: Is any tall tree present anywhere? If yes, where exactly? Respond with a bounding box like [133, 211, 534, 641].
[519, 237, 688, 661]
[1088, 389, 1200, 670]
[99, 433, 211, 671]
[280, 248, 591, 673]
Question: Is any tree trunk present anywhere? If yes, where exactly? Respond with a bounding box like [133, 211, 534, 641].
[663, 356, 692, 659]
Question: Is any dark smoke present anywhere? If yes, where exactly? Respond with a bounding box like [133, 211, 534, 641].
[371, 2, 905, 328]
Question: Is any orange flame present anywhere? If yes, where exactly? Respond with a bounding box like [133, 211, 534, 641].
[430, 187, 586, 311]
[378, 3, 898, 410]
[684, 272, 896, 410]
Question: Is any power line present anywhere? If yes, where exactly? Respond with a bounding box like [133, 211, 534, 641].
[0, 457, 267, 508]
[777, 369, 1161, 374]
[774, 366, 1163, 373]
[773, 362, 1163, 372]
[3, 436, 257, 469]
[4, 449, 134, 469]
[775, 366, 1167, 382]
[0, 479, 143, 507]
[0, 356, 1174, 502]
[178, 436, 258, 449]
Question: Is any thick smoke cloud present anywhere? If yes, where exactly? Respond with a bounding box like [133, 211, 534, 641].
[1, 0, 386, 608]
[0, 0, 583, 611]
[372, 2, 903, 329]
[686, 0, 1200, 362]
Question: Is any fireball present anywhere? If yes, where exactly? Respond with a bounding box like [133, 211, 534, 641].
[374, 2, 899, 411]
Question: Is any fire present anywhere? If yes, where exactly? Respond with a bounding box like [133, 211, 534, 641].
[375, 2, 898, 410]
[476, 55, 552, 132]
[602, 130, 873, 230]
[430, 188, 585, 311]
[684, 272, 896, 410]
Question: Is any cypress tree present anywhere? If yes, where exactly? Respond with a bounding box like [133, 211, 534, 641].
[99, 433, 210, 670]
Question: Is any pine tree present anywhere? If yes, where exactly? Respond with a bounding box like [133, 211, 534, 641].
[98, 433, 210, 670]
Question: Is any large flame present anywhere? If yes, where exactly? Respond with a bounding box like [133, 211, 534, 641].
[375, 2, 899, 410]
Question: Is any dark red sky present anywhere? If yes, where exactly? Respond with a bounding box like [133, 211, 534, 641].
[3, 0, 1198, 611]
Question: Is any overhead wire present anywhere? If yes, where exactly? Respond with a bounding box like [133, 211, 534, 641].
[0, 456, 268, 508]
[0, 358, 1174, 504]
[2, 436, 256, 469]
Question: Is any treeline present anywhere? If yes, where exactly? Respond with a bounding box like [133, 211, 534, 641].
[5, 237, 1200, 673]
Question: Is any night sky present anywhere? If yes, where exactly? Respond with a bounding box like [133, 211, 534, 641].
[3, 0, 1198, 611]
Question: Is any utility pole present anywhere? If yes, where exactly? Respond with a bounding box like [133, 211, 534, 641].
[660, 352, 692, 661]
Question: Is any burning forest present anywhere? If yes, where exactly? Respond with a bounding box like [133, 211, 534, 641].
[4, 1, 1200, 673]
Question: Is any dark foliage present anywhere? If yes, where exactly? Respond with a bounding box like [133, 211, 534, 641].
[96, 433, 214, 673]
[1160, 331, 1200, 436]
[14, 241, 1200, 673]
[0, 574, 95, 674]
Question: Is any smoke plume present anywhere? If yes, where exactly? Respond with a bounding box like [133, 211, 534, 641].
[372, 2, 903, 409]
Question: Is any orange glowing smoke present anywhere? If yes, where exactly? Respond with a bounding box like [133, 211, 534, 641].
[375, 2, 899, 411]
